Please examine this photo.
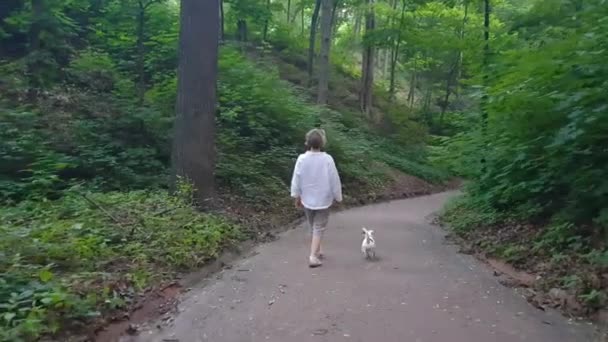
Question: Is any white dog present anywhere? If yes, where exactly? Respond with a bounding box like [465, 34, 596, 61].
[361, 227, 376, 260]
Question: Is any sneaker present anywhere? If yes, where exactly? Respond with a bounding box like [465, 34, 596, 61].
[309, 256, 322, 268]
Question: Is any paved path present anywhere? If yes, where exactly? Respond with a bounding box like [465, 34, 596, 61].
[134, 192, 593, 342]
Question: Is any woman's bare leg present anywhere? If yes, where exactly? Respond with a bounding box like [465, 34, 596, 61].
[309, 235, 322, 267]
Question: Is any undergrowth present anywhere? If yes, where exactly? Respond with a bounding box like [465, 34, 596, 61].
[441, 192, 608, 314]
[0, 184, 242, 341]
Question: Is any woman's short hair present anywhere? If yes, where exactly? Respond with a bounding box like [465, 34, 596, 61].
[305, 128, 326, 150]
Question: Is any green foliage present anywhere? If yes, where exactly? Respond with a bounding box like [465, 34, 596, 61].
[443, 0, 608, 248]
[67, 49, 124, 93]
[442, 190, 504, 231]
[579, 290, 607, 310]
[498, 244, 527, 263]
[437, 0, 608, 314]
[0, 100, 170, 203]
[214, 47, 442, 205]
[0, 188, 242, 340]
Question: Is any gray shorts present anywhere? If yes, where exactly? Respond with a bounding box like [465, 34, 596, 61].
[304, 208, 330, 237]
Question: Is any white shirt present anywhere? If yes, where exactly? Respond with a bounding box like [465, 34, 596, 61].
[290, 151, 343, 210]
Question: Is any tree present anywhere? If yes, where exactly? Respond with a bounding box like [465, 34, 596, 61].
[300, 0, 306, 34]
[316, 0, 333, 104]
[226, 0, 272, 42]
[220, 0, 225, 40]
[389, 0, 406, 99]
[308, 0, 322, 86]
[29, 0, 44, 52]
[480, 0, 490, 169]
[170, 0, 219, 205]
[455, 0, 469, 96]
[263, 0, 270, 41]
[360, 0, 375, 116]
[135, 0, 165, 105]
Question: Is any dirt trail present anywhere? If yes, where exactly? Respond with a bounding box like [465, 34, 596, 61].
[122, 192, 593, 342]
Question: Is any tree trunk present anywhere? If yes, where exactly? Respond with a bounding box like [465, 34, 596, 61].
[330, 0, 340, 36]
[220, 0, 225, 41]
[389, 0, 406, 100]
[307, 0, 322, 86]
[407, 59, 416, 108]
[440, 64, 456, 120]
[171, 0, 219, 205]
[317, 0, 333, 104]
[30, 0, 43, 52]
[382, 49, 389, 79]
[440, 2, 469, 117]
[237, 19, 248, 41]
[287, 0, 291, 21]
[423, 86, 432, 120]
[360, 0, 375, 117]
[136, 1, 146, 105]
[441, 56, 460, 118]
[481, 0, 490, 170]
[263, 0, 270, 41]
[482, 0, 490, 112]
[301, 4, 305, 35]
[27, 0, 44, 93]
[354, 14, 361, 43]
[454, 0, 468, 96]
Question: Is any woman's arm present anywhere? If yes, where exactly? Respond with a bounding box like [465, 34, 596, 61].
[290, 155, 302, 199]
[329, 157, 343, 203]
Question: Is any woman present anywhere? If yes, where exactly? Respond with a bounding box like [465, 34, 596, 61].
[290, 128, 342, 267]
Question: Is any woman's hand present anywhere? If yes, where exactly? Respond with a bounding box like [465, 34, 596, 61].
[294, 197, 302, 208]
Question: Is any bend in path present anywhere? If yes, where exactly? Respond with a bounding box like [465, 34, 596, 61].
[131, 192, 593, 342]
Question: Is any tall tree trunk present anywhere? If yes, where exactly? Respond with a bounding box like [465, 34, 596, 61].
[30, 0, 43, 52]
[354, 13, 361, 43]
[171, 0, 219, 205]
[440, 2, 469, 117]
[301, 4, 305, 35]
[263, 0, 270, 41]
[330, 0, 340, 36]
[423, 86, 432, 121]
[237, 19, 248, 41]
[407, 58, 416, 108]
[454, 0, 468, 96]
[382, 49, 389, 78]
[220, 0, 225, 41]
[287, 0, 291, 21]
[307, 0, 322, 86]
[440, 61, 458, 123]
[389, 0, 406, 100]
[383, 0, 396, 81]
[136, 1, 146, 105]
[481, 0, 490, 170]
[317, 0, 333, 104]
[360, 0, 375, 117]
[28, 0, 44, 93]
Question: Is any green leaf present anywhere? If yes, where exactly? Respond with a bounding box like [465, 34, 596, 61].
[39, 269, 53, 283]
[3, 312, 16, 323]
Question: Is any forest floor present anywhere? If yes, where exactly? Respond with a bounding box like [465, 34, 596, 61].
[107, 192, 595, 342]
